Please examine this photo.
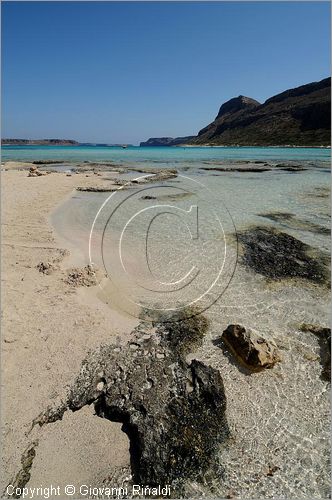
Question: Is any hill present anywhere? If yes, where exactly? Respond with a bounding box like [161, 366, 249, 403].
[190, 77, 330, 146]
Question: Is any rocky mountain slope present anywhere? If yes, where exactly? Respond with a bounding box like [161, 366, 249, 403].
[190, 77, 330, 146]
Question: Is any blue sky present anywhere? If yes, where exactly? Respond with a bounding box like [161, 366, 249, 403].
[2, 1, 330, 144]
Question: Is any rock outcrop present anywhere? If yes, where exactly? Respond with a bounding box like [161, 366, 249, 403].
[190, 77, 331, 146]
[221, 324, 280, 371]
[31, 310, 229, 491]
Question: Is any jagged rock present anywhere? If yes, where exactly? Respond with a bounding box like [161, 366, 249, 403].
[61, 310, 229, 490]
[221, 324, 280, 371]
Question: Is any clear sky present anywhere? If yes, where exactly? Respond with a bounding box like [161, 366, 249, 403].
[2, 1, 330, 144]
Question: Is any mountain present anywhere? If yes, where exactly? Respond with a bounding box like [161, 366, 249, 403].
[140, 136, 195, 147]
[190, 77, 331, 146]
[2, 139, 79, 145]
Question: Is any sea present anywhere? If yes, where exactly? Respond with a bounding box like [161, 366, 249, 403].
[2, 144, 331, 164]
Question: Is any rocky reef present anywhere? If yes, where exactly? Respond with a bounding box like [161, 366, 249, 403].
[30, 309, 229, 493]
[238, 227, 330, 286]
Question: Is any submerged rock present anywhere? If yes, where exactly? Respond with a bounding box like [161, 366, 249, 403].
[300, 324, 331, 381]
[221, 324, 281, 371]
[258, 212, 330, 236]
[238, 227, 330, 285]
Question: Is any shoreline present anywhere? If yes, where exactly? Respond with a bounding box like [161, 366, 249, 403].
[1, 166, 139, 494]
[1, 160, 330, 498]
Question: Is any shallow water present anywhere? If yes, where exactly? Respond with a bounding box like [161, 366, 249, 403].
[51, 158, 330, 498]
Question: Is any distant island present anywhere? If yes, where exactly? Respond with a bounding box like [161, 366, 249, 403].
[140, 77, 331, 147]
[2, 139, 133, 147]
[2, 139, 80, 146]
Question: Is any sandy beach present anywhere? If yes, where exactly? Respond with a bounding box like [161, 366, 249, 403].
[1, 165, 139, 496]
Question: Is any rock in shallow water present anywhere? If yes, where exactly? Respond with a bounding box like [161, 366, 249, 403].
[238, 227, 330, 286]
[221, 324, 281, 371]
[300, 323, 331, 382]
[68, 321, 228, 488]
[32, 310, 229, 491]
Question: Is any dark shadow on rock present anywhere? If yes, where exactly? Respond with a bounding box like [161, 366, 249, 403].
[212, 337, 253, 376]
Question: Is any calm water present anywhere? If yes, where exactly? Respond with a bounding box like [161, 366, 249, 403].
[51, 161, 331, 498]
[2, 144, 331, 164]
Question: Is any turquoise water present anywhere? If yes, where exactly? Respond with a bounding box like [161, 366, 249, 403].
[2, 144, 330, 164]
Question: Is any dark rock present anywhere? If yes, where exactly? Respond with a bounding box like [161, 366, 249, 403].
[68, 311, 228, 488]
[238, 227, 330, 285]
[300, 324, 331, 381]
[36, 262, 58, 275]
[200, 166, 271, 173]
[258, 212, 330, 236]
[221, 324, 280, 371]
[32, 309, 228, 491]
[5, 442, 38, 498]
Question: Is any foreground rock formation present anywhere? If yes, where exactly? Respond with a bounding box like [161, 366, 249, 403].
[29, 310, 229, 492]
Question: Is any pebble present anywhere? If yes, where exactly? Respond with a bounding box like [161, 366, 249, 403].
[96, 381, 104, 391]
